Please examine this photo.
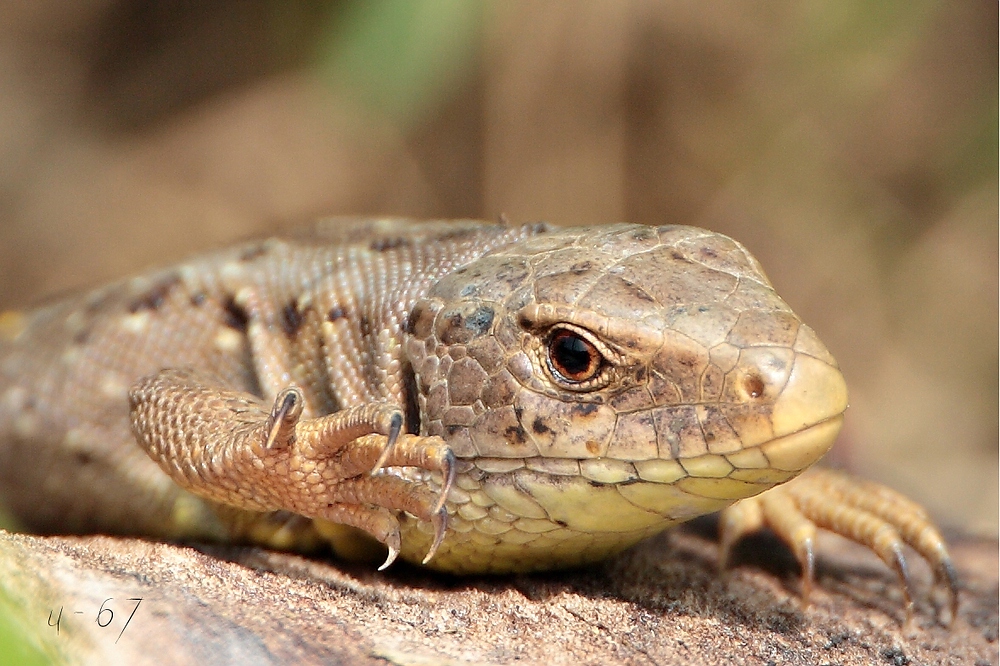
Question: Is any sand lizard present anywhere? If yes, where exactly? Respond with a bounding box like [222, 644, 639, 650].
[0, 218, 956, 618]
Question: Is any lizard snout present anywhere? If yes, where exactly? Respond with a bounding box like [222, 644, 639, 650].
[758, 349, 848, 473]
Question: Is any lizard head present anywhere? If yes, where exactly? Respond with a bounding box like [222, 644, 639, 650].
[403, 223, 847, 572]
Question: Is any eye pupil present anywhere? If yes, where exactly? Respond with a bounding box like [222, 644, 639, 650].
[549, 330, 600, 381]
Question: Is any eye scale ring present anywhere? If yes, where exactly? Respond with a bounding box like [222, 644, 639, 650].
[547, 329, 602, 383]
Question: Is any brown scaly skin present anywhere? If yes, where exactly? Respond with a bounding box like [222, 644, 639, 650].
[0, 219, 956, 621]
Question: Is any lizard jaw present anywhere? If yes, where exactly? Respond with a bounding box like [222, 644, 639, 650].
[768, 353, 849, 444]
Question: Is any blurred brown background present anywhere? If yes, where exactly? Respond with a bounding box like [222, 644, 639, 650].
[0, 1, 994, 534]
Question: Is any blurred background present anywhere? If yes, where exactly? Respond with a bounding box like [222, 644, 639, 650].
[0, 0, 994, 534]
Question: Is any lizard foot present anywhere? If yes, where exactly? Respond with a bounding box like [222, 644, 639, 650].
[130, 368, 453, 566]
[719, 468, 958, 625]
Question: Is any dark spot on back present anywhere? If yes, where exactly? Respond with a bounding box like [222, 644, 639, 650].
[631, 228, 656, 241]
[74, 451, 93, 465]
[239, 244, 268, 262]
[554, 519, 568, 528]
[570, 261, 593, 275]
[84, 289, 116, 315]
[531, 417, 553, 435]
[700, 247, 718, 259]
[128, 274, 181, 313]
[402, 308, 416, 335]
[190, 292, 207, 307]
[73, 329, 91, 345]
[370, 237, 409, 252]
[222, 296, 249, 332]
[327, 306, 349, 322]
[464, 306, 494, 336]
[460, 284, 478, 297]
[359, 315, 373, 338]
[571, 402, 599, 417]
[446, 424, 463, 436]
[280, 302, 304, 338]
[671, 250, 685, 260]
[439, 227, 480, 241]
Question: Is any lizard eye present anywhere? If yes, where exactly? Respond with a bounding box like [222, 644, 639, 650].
[547, 329, 603, 383]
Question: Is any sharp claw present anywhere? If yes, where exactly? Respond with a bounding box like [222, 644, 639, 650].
[376, 527, 402, 571]
[941, 557, 960, 626]
[800, 536, 815, 606]
[794, 537, 816, 608]
[371, 411, 403, 475]
[433, 448, 456, 514]
[421, 507, 448, 565]
[378, 545, 400, 571]
[890, 544, 915, 623]
[265, 388, 302, 449]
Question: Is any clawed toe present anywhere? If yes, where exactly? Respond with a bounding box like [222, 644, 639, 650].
[264, 387, 304, 449]
[719, 468, 958, 624]
[941, 557, 960, 624]
[434, 449, 456, 514]
[422, 507, 449, 565]
[379, 544, 401, 571]
[370, 411, 403, 475]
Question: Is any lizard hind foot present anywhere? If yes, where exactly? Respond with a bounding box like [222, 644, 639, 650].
[719, 468, 957, 625]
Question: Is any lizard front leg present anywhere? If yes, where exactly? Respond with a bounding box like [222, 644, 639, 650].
[128, 368, 454, 568]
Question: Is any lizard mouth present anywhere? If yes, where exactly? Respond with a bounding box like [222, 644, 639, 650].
[742, 413, 844, 474]
[504, 414, 845, 533]
[405, 414, 848, 573]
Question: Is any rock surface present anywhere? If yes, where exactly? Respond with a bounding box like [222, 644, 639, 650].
[1, 525, 996, 665]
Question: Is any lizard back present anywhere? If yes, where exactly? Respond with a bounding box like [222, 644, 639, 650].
[0, 218, 546, 539]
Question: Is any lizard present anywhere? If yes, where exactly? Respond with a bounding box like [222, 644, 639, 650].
[0, 218, 956, 619]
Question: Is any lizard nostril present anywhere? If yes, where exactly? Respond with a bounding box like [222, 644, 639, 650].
[741, 373, 765, 399]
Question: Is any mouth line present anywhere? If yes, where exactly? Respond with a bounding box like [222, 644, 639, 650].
[580, 413, 844, 488]
[407, 414, 845, 490]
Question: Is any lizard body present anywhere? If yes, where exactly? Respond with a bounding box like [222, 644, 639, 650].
[0, 219, 954, 614]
